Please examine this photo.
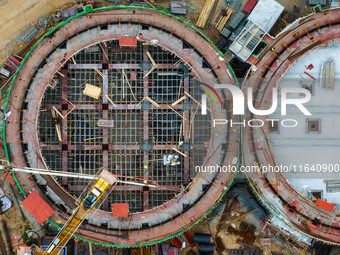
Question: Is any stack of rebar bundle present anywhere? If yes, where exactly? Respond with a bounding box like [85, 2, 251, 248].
[215, 8, 233, 32]
[196, 0, 218, 28]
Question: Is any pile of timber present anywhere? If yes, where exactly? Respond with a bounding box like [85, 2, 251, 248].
[215, 8, 233, 32]
[1, 221, 14, 255]
[196, 0, 219, 28]
[83, 83, 102, 99]
[320, 59, 334, 90]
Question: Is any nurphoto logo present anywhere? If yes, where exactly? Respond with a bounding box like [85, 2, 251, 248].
[201, 84, 312, 128]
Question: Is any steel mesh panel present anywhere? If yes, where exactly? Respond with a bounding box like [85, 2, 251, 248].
[68, 110, 103, 144]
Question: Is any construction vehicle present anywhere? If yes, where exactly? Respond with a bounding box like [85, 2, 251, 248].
[0, 163, 181, 254]
[30, 169, 117, 255]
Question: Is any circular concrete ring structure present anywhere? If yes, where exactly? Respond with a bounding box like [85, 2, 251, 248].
[3, 6, 239, 247]
[244, 7, 340, 245]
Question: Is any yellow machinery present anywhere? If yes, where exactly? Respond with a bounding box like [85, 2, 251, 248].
[31, 169, 117, 255]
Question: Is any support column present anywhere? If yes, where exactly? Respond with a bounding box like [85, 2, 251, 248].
[61, 69, 68, 185]
[102, 43, 109, 211]
[102, 73, 109, 167]
[68, 63, 178, 70]
[183, 75, 190, 185]
[143, 45, 150, 210]
[41, 104, 183, 111]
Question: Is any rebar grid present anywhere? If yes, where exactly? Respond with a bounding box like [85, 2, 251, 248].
[39, 39, 212, 212]
[67, 70, 103, 104]
[43, 150, 62, 171]
[109, 110, 143, 144]
[190, 149, 208, 171]
[108, 190, 143, 213]
[150, 71, 184, 104]
[190, 79, 205, 101]
[148, 46, 178, 64]
[108, 41, 144, 64]
[149, 150, 184, 186]
[149, 110, 182, 145]
[38, 111, 60, 145]
[42, 78, 62, 104]
[108, 69, 142, 103]
[192, 112, 211, 145]
[74, 46, 103, 64]
[68, 110, 103, 144]
[150, 190, 177, 208]
[67, 150, 102, 186]
[108, 150, 144, 178]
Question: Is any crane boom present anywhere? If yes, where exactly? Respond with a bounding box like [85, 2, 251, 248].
[31, 169, 117, 255]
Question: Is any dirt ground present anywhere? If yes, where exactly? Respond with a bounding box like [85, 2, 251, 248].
[180, 216, 286, 255]
[0, 0, 199, 64]
[0, 0, 79, 64]
[0, 0, 311, 64]
[0, 178, 43, 253]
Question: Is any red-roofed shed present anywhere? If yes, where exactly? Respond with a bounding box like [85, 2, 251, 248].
[243, 0, 257, 14]
[4, 172, 15, 185]
[21, 191, 55, 224]
[316, 199, 335, 211]
[112, 203, 129, 217]
[119, 37, 137, 47]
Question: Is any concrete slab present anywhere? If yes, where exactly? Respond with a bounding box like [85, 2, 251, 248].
[270, 40, 340, 205]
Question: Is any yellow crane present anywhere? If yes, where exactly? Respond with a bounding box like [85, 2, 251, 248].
[0, 163, 179, 255]
[31, 169, 117, 255]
